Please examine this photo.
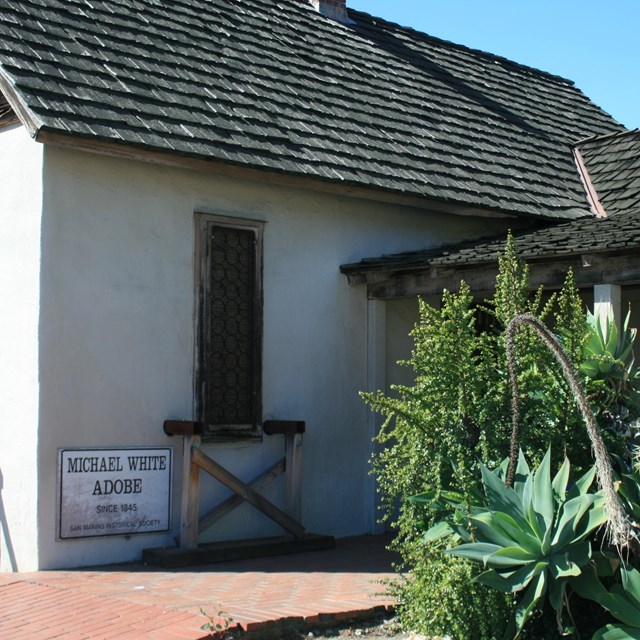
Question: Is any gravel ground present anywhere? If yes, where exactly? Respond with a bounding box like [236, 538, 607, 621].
[302, 617, 409, 640]
[282, 616, 447, 640]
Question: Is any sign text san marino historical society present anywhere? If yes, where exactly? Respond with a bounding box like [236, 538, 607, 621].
[58, 448, 172, 539]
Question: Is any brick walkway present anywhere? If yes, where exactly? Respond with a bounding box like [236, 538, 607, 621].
[0, 535, 397, 639]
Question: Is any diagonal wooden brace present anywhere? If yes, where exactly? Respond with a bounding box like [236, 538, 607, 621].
[191, 448, 305, 539]
[198, 458, 285, 534]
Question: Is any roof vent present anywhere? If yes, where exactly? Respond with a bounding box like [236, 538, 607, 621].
[310, 0, 350, 23]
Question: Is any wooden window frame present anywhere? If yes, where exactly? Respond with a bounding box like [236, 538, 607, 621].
[194, 213, 264, 441]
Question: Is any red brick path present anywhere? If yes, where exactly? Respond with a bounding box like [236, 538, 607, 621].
[0, 535, 397, 639]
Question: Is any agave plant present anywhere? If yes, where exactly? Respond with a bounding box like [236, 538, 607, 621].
[581, 308, 637, 382]
[444, 449, 607, 638]
[573, 564, 640, 640]
[616, 467, 640, 524]
[580, 309, 640, 426]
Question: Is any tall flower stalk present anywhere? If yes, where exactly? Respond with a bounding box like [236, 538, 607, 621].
[505, 313, 633, 549]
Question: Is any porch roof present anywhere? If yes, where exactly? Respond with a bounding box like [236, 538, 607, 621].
[341, 130, 640, 299]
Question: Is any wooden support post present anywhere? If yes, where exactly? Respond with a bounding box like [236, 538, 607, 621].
[594, 284, 622, 330]
[285, 433, 303, 522]
[366, 298, 386, 534]
[179, 434, 201, 550]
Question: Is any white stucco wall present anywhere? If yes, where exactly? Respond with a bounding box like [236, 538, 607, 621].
[0, 124, 43, 571]
[33, 144, 510, 569]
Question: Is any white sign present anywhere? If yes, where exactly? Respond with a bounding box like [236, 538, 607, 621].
[58, 447, 172, 539]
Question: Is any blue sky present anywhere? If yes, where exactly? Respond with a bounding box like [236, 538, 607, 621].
[347, 1, 639, 130]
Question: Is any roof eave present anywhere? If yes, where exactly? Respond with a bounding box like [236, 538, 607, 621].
[35, 127, 530, 219]
[0, 68, 41, 137]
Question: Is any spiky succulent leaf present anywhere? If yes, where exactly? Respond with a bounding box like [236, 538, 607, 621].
[564, 540, 591, 568]
[572, 564, 615, 604]
[514, 572, 547, 634]
[447, 542, 504, 566]
[548, 550, 583, 581]
[592, 551, 621, 578]
[474, 561, 548, 594]
[603, 586, 640, 628]
[606, 317, 620, 358]
[551, 494, 597, 548]
[446, 449, 609, 637]
[593, 625, 640, 640]
[621, 567, 640, 613]
[513, 450, 531, 500]
[480, 463, 527, 527]
[569, 464, 597, 498]
[487, 512, 541, 555]
[532, 449, 554, 528]
[487, 545, 537, 567]
[422, 521, 453, 543]
[573, 494, 608, 541]
[469, 512, 518, 548]
[552, 456, 571, 504]
[573, 566, 640, 628]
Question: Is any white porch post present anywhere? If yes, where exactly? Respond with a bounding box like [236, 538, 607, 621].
[594, 284, 621, 329]
[365, 298, 386, 534]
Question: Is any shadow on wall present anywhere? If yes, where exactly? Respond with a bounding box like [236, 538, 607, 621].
[0, 469, 18, 571]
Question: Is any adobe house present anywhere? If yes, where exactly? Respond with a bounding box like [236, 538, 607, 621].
[0, 0, 633, 570]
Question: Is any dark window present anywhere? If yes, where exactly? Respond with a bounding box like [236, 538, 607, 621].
[196, 216, 263, 439]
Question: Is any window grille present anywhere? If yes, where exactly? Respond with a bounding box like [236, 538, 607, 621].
[196, 216, 263, 438]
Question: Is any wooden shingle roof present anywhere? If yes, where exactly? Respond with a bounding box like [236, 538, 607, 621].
[0, 0, 625, 219]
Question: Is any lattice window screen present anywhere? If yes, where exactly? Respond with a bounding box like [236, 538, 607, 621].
[202, 223, 259, 429]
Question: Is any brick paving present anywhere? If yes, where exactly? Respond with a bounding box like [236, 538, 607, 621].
[0, 535, 397, 639]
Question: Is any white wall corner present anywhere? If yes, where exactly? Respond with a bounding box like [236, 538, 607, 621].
[0, 125, 43, 571]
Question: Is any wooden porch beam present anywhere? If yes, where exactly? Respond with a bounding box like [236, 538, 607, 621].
[365, 251, 640, 299]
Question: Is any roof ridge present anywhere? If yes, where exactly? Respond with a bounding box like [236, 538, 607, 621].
[348, 7, 577, 88]
[575, 127, 640, 148]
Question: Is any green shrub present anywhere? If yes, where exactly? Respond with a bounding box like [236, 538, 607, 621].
[363, 235, 631, 639]
[395, 542, 511, 640]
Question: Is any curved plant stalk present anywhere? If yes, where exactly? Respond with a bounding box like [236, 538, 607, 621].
[505, 313, 633, 550]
